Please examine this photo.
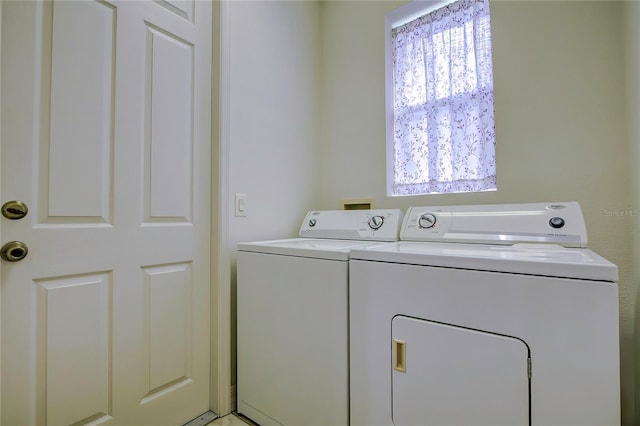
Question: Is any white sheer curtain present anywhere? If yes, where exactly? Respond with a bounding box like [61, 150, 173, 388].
[391, 0, 496, 195]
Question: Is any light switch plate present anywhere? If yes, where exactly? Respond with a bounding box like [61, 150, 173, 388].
[235, 193, 247, 217]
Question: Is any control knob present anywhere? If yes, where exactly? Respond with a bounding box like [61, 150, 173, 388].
[368, 215, 384, 230]
[418, 213, 437, 229]
[549, 217, 565, 229]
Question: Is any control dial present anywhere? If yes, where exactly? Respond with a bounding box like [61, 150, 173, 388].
[418, 213, 437, 229]
[368, 215, 384, 230]
[549, 217, 565, 229]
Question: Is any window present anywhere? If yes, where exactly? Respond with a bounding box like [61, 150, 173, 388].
[385, 0, 496, 196]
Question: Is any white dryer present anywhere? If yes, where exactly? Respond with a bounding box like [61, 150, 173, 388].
[349, 202, 619, 426]
[237, 209, 403, 426]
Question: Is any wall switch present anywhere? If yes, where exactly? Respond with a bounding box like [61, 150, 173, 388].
[235, 193, 247, 217]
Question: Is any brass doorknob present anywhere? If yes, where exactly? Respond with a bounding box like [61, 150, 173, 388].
[1, 241, 28, 262]
[2, 201, 28, 220]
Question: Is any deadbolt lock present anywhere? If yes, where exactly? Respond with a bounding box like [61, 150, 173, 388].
[2, 201, 28, 220]
[1, 241, 28, 262]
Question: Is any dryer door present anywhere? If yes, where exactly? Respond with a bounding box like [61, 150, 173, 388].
[392, 316, 530, 426]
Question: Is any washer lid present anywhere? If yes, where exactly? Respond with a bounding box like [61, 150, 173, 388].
[238, 238, 389, 261]
[350, 242, 618, 282]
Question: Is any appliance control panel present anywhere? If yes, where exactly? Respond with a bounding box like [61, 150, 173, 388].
[401, 202, 588, 247]
[299, 209, 403, 241]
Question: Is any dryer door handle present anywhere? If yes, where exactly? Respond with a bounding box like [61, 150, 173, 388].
[393, 339, 406, 373]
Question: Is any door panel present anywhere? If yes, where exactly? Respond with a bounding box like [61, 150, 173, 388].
[47, 0, 115, 221]
[145, 22, 193, 222]
[37, 272, 112, 426]
[153, 0, 194, 23]
[144, 262, 192, 394]
[1, 1, 212, 424]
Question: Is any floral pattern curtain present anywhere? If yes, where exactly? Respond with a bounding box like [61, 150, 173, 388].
[392, 0, 496, 195]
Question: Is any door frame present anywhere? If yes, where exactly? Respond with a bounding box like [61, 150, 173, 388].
[212, 0, 233, 417]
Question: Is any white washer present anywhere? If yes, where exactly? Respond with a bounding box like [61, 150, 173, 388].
[237, 209, 403, 426]
[349, 202, 619, 426]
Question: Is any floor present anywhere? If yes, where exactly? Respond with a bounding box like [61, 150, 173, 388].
[208, 413, 254, 426]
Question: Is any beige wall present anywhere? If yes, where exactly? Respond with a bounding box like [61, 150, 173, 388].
[319, 0, 634, 423]
[226, 0, 637, 422]
[227, 0, 321, 386]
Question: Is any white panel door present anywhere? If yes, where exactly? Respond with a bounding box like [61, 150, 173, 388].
[392, 316, 530, 426]
[0, 1, 212, 424]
